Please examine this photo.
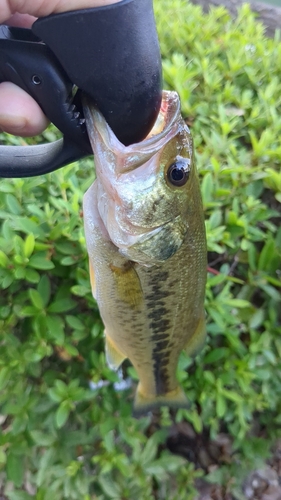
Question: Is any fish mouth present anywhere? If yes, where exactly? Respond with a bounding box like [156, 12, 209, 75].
[84, 90, 183, 175]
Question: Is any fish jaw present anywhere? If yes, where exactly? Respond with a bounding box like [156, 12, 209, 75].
[83, 90, 181, 174]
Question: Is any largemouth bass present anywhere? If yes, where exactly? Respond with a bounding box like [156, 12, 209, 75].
[83, 91, 207, 415]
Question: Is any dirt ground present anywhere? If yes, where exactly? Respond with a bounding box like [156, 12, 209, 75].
[166, 421, 281, 500]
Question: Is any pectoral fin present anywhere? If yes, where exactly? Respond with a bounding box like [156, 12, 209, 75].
[185, 313, 206, 357]
[105, 334, 127, 370]
[109, 261, 143, 308]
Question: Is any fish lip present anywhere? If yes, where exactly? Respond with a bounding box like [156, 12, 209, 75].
[125, 93, 181, 150]
[83, 90, 182, 174]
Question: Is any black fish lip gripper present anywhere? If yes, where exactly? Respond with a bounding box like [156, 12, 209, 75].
[0, 0, 162, 178]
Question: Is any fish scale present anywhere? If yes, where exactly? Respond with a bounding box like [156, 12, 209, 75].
[83, 91, 207, 414]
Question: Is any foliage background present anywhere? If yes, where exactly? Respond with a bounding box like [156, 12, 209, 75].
[0, 1, 280, 498]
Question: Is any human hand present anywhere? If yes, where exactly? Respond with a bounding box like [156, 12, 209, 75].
[0, 0, 120, 137]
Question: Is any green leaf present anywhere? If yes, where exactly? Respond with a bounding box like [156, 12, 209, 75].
[29, 288, 44, 310]
[20, 305, 38, 317]
[60, 256, 76, 266]
[25, 268, 40, 283]
[48, 298, 76, 313]
[30, 430, 56, 446]
[71, 285, 90, 297]
[64, 344, 79, 357]
[221, 389, 243, 403]
[24, 233, 35, 258]
[249, 309, 264, 329]
[258, 238, 276, 272]
[216, 393, 227, 418]
[2, 219, 14, 240]
[139, 436, 158, 465]
[6, 492, 33, 500]
[12, 414, 28, 434]
[201, 172, 214, 206]
[0, 181, 15, 193]
[46, 315, 65, 345]
[224, 299, 251, 308]
[36, 449, 56, 487]
[260, 283, 280, 301]
[0, 448, 6, 465]
[12, 216, 44, 237]
[55, 379, 68, 394]
[14, 255, 26, 267]
[6, 194, 22, 215]
[55, 402, 70, 428]
[6, 452, 24, 487]
[28, 253, 54, 270]
[38, 275, 51, 307]
[204, 348, 229, 364]
[99, 475, 122, 499]
[48, 388, 63, 403]
[146, 455, 185, 476]
[2, 274, 13, 289]
[0, 250, 8, 267]
[66, 315, 85, 331]
[0, 366, 10, 390]
[55, 241, 81, 255]
[263, 350, 276, 365]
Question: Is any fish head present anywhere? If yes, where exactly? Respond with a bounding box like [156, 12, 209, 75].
[84, 91, 198, 265]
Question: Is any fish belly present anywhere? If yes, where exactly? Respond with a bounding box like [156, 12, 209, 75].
[83, 182, 206, 414]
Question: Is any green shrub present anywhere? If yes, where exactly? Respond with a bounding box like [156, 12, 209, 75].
[0, 1, 280, 498]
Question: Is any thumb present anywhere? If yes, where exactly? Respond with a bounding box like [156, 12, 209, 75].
[0, 82, 49, 136]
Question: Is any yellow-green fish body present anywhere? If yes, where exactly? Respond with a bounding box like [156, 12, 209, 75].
[83, 91, 207, 414]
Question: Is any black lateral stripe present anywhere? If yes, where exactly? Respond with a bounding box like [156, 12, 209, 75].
[147, 270, 173, 395]
[151, 333, 170, 342]
[152, 350, 170, 395]
[154, 340, 169, 351]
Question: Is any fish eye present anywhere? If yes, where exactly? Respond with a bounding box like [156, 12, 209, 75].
[166, 159, 190, 187]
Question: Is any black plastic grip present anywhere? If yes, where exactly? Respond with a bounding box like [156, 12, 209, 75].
[0, 25, 91, 177]
[0, 25, 91, 153]
[0, 0, 162, 177]
[0, 138, 88, 178]
[33, 0, 162, 145]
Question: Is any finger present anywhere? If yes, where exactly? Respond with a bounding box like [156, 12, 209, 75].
[0, 0, 121, 23]
[0, 82, 49, 136]
[6, 13, 36, 27]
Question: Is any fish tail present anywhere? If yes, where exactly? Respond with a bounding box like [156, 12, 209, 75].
[133, 384, 190, 417]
